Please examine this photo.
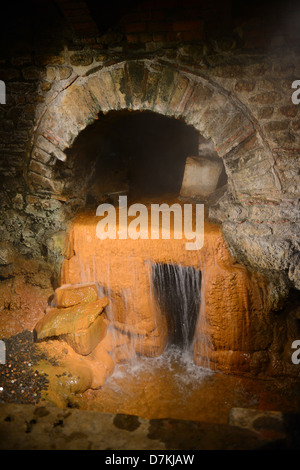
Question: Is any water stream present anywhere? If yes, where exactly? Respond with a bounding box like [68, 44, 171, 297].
[152, 263, 202, 351]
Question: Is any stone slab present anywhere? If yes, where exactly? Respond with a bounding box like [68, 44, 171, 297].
[1, 403, 298, 450]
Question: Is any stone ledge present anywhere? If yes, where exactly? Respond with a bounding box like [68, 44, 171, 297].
[0, 403, 298, 450]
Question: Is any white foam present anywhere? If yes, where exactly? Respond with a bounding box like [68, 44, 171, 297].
[105, 345, 213, 394]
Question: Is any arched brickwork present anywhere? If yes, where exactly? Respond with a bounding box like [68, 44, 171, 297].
[25, 58, 298, 293]
[26, 59, 278, 199]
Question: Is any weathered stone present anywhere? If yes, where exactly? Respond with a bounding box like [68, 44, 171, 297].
[168, 75, 190, 113]
[55, 284, 98, 308]
[70, 53, 93, 66]
[126, 62, 147, 109]
[0, 254, 54, 338]
[110, 66, 128, 109]
[29, 160, 53, 179]
[215, 112, 255, 157]
[291, 120, 300, 131]
[0, 241, 16, 265]
[210, 64, 245, 78]
[27, 171, 63, 193]
[184, 81, 215, 118]
[86, 76, 110, 112]
[46, 232, 72, 259]
[34, 297, 109, 340]
[235, 80, 255, 92]
[12, 193, 24, 210]
[40, 81, 52, 91]
[180, 156, 224, 199]
[250, 92, 282, 105]
[279, 105, 298, 118]
[58, 66, 72, 80]
[143, 68, 162, 109]
[46, 66, 56, 81]
[98, 70, 119, 109]
[41, 198, 62, 211]
[288, 253, 300, 289]
[59, 84, 99, 131]
[34, 135, 67, 161]
[95, 53, 109, 62]
[133, 321, 168, 357]
[112, 342, 136, 363]
[154, 67, 178, 112]
[223, 225, 293, 273]
[223, 134, 272, 179]
[257, 107, 274, 119]
[229, 408, 285, 436]
[264, 120, 289, 132]
[63, 314, 108, 355]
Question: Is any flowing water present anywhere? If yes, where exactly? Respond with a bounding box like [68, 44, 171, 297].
[76, 259, 299, 423]
[80, 345, 300, 423]
[152, 263, 202, 350]
[57, 206, 300, 422]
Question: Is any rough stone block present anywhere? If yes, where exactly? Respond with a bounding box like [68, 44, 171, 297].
[34, 135, 67, 161]
[0, 241, 15, 265]
[231, 160, 277, 193]
[55, 284, 98, 308]
[180, 156, 224, 199]
[70, 53, 93, 66]
[126, 61, 147, 108]
[86, 76, 110, 112]
[154, 67, 178, 113]
[229, 408, 285, 435]
[60, 85, 98, 131]
[110, 66, 128, 109]
[143, 67, 162, 109]
[34, 297, 109, 340]
[27, 171, 63, 193]
[32, 147, 55, 165]
[98, 70, 119, 109]
[168, 75, 190, 113]
[184, 81, 215, 117]
[64, 314, 108, 355]
[29, 160, 53, 179]
[250, 91, 282, 105]
[215, 113, 255, 157]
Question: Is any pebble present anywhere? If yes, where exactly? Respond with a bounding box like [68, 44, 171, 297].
[0, 330, 50, 405]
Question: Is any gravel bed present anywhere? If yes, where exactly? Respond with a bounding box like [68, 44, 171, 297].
[0, 330, 50, 405]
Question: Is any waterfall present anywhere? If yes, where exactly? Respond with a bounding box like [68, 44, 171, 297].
[152, 263, 202, 354]
[62, 211, 213, 373]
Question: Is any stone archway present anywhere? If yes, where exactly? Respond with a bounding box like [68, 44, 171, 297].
[26, 59, 278, 200]
[25, 59, 295, 377]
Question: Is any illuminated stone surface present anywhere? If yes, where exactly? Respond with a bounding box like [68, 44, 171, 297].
[60, 204, 274, 376]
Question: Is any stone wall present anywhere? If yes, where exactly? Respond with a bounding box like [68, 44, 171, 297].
[0, 0, 299, 337]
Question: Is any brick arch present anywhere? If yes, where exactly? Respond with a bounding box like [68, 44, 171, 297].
[26, 59, 277, 196]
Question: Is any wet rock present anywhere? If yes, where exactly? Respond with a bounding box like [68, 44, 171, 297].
[54, 284, 99, 308]
[62, 211, 286, 376]
[63, 313, 108, 356]
[34, 297, 108, 340]
[34, 284, 109, 356]
[86, 344, 115, 388]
